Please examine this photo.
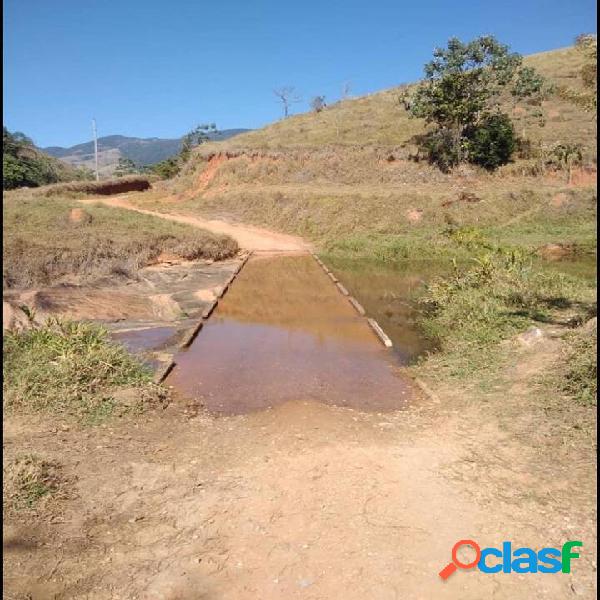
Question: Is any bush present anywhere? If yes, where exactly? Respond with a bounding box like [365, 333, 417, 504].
[3, 127, 91, 190]
[465, 113, 516, 170]
[419, 128, 460, 172]
[414, 114, 516, 172]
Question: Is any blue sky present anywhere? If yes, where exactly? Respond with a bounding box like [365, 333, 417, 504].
[3, 0, 597, 148]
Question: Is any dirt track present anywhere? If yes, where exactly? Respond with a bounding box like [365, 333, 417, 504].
[4, 199, 597, 599]
[80, 196, 309, 254]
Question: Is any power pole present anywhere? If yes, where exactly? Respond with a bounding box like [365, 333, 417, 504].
[92, 118, 99, 181]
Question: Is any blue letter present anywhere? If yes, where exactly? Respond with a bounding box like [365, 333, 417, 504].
[502, 541, 512, 573]
[538, 548, 562, 573]
[512, 548, 538, 573]
[478, 547, 502, 573]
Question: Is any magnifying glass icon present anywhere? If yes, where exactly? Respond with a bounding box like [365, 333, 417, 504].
[439, 539, 482, 580]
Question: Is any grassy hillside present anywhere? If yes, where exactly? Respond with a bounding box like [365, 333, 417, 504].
[127, 45, 596, 262]
[203, 46, 595, 151]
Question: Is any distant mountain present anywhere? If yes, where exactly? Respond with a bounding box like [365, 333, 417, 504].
[44, 130, 251, 176]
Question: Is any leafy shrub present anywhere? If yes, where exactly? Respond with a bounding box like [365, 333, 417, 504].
[465, 113, 516, 170]
[3, 127, 91, 189]
[419, 128, 460, 172]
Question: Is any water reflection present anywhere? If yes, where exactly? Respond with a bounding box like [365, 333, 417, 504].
[168, 255, 415, 414]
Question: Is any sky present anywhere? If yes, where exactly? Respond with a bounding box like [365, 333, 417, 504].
[3, 0, 597, 148]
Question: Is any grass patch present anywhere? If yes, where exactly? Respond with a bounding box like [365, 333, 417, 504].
[2, 193, 238, 287]
[416, 252, 596, 378]
[3, 319, 166, 421]
[558, 323, 597, 405]
[3, 454, 63, 512]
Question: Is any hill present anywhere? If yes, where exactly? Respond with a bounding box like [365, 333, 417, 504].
[44, 130, 251, 176]
[3, 128, 91, 190]
[207, 46, 595, 151]
[129, 44, 596, 261]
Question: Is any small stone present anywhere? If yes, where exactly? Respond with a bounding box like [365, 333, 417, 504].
[516, 327, 545, 346]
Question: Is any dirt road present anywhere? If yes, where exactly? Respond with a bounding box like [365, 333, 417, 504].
[80, 196, 309, 254]
[4, 199, 596, 599]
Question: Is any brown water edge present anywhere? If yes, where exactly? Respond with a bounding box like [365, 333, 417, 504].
[167, 254, 418, 414]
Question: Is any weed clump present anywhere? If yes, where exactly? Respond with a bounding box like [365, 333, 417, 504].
[3, 454, 63, 512]
[559, 322, 597, 405]
[3, 319, 165, 421]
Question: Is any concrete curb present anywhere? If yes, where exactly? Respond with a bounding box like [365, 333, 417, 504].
[336, 282, 349, 296]
[201, 299, 218, 319]
[176, 251, 253, 354]
[153, 360, 176, 383]
[367, 318, 393, 348]
[347, 296, 366, 316]
[310, 252, 393, 349]
[179, 321, 204, 349]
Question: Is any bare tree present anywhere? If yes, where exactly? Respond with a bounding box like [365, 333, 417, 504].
[273, 86, 301, 118]
[310, 95, 326, 113]
[341, 81, 352, 100]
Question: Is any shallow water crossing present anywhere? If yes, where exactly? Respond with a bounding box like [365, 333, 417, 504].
[167, 255, 417, 414]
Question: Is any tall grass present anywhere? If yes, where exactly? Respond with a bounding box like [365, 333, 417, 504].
[3, 319, 165, 421]
[417, 252, 596, 377]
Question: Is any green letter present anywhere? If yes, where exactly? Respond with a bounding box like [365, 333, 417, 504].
[562, 541, 583, 573]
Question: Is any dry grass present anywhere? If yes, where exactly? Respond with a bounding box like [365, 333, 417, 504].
[2, 191, 238, 288]
[3, 453, 63, 512]
[195, 46, 595, 152]
[124, 45, 596, 262]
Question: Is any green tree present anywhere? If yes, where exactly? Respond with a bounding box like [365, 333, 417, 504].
[150, 157, 181, 179]
[114, 157, 139, 177]
[180, 123, 217, 162]
[403, 36, 546, 169]
[150, 123, 217, 180]
[465, 113, 517, 171]
[3, 127, 92, 190]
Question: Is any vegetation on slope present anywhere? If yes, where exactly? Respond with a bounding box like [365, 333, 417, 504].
[417, 252, 595, 375]
[3, 127, 92, 190]
[198, 45, 595, 152]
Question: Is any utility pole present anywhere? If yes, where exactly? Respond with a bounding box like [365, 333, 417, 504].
[92, 118, 99, 181]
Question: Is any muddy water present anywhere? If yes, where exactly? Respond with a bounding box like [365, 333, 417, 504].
[324, 254, 598, 363]
[167, 255, 416, 414]
[322, 258, 449, 363]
